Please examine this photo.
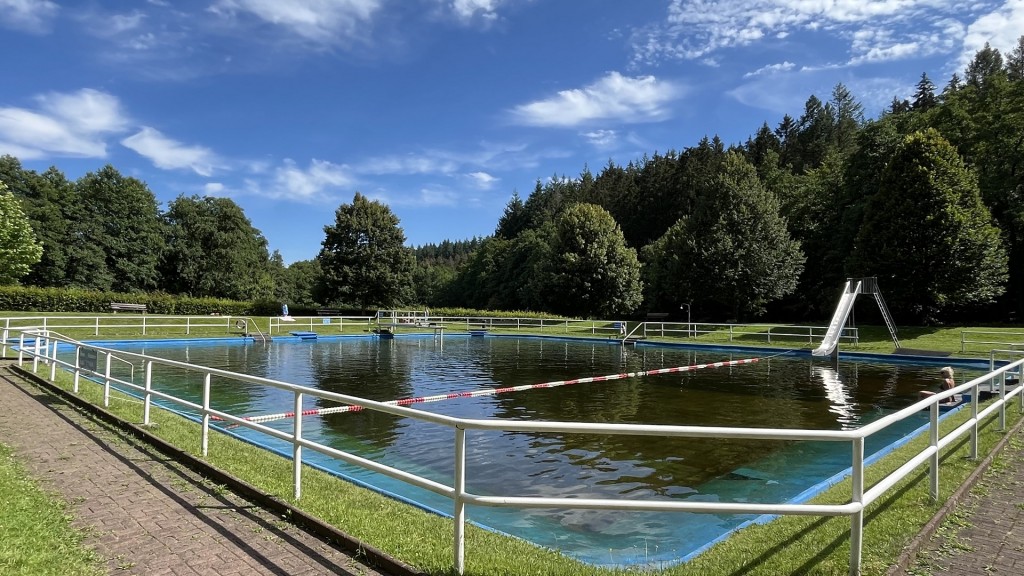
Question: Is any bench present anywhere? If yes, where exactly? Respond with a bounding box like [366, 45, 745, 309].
[646, 312, 670, 321]
[317, 309, 340, 316]
[110, 302, 147, 313]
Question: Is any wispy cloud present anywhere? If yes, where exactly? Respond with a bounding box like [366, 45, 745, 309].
[960, 0, 1024, 70]
[209, 0, 383, 45]
[510, 72, 684, 128]
[261, 158, 356, 201]
[449, 0, 503, 23]
[744, 61, 795, 78]
[631, 0, 969, 68]
[581, 129, 618, 148]
[464, 171, 498, 190]
[0, 88, 129, 159]
[0, 0, 59, 34]
[121, 127, 220, 177]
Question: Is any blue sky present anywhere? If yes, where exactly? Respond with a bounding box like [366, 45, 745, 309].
[2, 1, 1022, 264]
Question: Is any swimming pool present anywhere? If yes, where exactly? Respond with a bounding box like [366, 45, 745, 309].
[88, 335, 988, 566]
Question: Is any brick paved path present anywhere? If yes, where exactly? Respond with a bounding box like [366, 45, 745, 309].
[903, 428, 1024, 575]
[0, 366, 393, 576]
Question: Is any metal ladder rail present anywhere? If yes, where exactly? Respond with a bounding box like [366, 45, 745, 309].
[873, 292, 900, 349]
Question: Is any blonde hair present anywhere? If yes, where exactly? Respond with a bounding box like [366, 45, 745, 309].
[940, 366, 954, 378]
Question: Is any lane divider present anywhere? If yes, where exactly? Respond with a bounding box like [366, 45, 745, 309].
[232, 357, 761, 425]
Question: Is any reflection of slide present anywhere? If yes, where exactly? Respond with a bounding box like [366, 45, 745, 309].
[814, 366, 858, 428]
[812, 281, 861, 357]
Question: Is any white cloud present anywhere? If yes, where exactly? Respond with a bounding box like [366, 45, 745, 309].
[450, 0, 502, 23]
[0, 0, 59, 33]
[358, 153, 459, 176]
[268, 158, 355, 201]
[121, 127, 220, 177]
[204, 182, 226, 194]
[464, 171, 498, 190]
[631, 0, 968, 67]
[582, 129, 618, 148]
[510, 72, 683, 128]
[744, 61, 796, 77]
[960, 0, 1024, 69]
[209, 0, 383, 44]
[0, 89, 128, 159]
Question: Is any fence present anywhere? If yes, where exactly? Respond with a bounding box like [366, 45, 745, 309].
[962, 330, 1024, 353]
[6, 327, 1022, 575]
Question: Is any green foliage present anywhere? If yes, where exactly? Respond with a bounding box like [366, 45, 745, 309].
[317, 193, 415, 312]
[545, 203, 642, 318]
[849, 129, 1007, 322]
[161, 195, 272, 300]
[0, 285, 254, 315]
[645, 153, 804, 320]
[75, 165, 165, 293]
[0, 182, 43, 285]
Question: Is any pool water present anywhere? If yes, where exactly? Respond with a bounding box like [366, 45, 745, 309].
[90, 336, 982, 566]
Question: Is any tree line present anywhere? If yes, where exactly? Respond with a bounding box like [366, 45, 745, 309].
[1, 39, 1022, 323]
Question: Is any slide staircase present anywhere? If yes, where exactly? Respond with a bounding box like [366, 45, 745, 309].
[812, 277, 899, 357]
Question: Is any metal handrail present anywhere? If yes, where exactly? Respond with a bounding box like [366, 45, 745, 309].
[8, 327, 1023, 575]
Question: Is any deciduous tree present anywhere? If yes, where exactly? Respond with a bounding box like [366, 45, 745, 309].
[0, 182, 43, 285]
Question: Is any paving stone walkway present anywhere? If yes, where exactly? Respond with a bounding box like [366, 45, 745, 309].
[0, 365, 394, 576]
[900, 425, 1024, 575]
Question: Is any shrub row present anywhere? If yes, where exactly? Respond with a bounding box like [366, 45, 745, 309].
[0, 285, 276, 316]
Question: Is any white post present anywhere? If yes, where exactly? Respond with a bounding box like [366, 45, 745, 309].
[454, 426, 467, 575]
[17, 332, 25, 365]
[48, 337, 58, 380]
[929, 403, 939, 500]
[143, 360, 153, 425]
[293, 391, 303, 500]
[849, 437, 865, 576]
[201, 373, 211, 457]
[94, 316, 100, 337]
[970, 382, 979, 460]
[32, 334, 41, 372]
[1000, 373, 1007, 430]
[186, 317, 191, 336]
[73, 346, 81, 393]
[103, 353, 112, 407]
[142, 315, 147, 336]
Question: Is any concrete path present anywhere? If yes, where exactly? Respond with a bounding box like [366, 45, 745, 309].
[0, 365, 395, 576]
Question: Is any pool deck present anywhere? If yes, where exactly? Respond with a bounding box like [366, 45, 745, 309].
[2, 358, 1022, 575]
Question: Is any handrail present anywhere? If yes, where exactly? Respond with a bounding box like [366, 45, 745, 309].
[7, 326, 1023, 575]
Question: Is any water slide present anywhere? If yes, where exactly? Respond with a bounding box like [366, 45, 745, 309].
[812, 280, 861, 357]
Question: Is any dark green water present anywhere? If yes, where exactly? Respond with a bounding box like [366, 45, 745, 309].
[95, 335, 983, 566]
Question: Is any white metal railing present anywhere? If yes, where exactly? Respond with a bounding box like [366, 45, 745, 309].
[6, 327, 1023, 576]
[642, 321, 858, 345]
[962, 330, 1024, 353]
[269, 315, 375, 334]
[1, 314, 249, 341]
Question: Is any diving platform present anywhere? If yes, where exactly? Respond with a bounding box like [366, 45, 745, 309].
[289, 331, 318, 340]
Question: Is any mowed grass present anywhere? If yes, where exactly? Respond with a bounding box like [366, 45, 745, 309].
[0, 443, 103, 576]
[3, 318, 1024, 575]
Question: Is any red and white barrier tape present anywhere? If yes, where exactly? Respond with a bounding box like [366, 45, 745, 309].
[237, 357, 761, 425]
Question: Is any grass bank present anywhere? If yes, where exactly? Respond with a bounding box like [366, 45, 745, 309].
[0, 442, 103, 576]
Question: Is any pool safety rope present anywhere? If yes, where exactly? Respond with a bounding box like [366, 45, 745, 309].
[236, 356, 762, 425]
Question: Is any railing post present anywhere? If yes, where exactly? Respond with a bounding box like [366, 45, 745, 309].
[293, 391, 303, 500]
[849, 436, 865, 576]
[1000, 372, 1007, 431]
[929, 402, 939, 500]
[143, 360, 153, 425]
[49, 336, 58, 381]
[103, 352, 112, 407]
[73, 346, 81, 393]
[970, 382, 979, 459]
[142, 315, 147, 336]
[95, 316, 100, 337]
[187, 317, 191, 336]
[202, 372, 212, 457]
[454, 426, 467, 575]
[17, 332, 25, 365]
[1, 327, 7, 357]
[32, 333, 42, 372]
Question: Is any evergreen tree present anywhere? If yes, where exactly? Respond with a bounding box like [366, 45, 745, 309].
[317, 192, 414, 312]
[912, 72, 938, 111]
[848, 129, 1007, 322]
[495, 191, 527, 240]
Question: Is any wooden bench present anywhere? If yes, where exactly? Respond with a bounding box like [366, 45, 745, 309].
[110, 302, 147, 313]
[317, 309, 340, 316]
[646, 312, 670, 321]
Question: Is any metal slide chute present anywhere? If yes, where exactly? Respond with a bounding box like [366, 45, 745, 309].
[812, 277, 900, 357]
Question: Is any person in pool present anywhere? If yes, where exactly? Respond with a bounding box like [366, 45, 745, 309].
[919, 366, 958, 403]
